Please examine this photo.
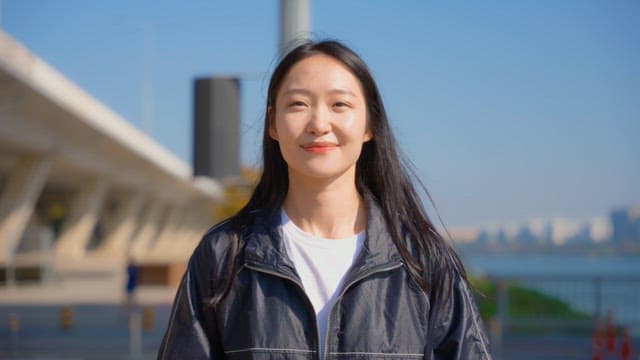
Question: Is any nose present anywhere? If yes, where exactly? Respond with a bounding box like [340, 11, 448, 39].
[306, 106, 331, 135]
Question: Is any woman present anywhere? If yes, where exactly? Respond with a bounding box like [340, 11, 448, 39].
[159, 40, 492, 359]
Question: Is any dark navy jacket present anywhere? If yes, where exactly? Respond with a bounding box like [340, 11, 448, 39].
[158, 201, 492, 359]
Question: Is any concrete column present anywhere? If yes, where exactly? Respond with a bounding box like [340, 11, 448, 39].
[55, 178, 108, 259]
[177, 211, 213, 257]
[182, 213, 203, 244]
[173, 204, 214, 257]
[0, 155, 51, 263]
[94, 192, 144, 258]
[187, 209, 212, 241]
[129, 199, 165, 260]
[167, 211, 199, 257]
[149, 205, 185, 256]
[162, 227, 192, 260]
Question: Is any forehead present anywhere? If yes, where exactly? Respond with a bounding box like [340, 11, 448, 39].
[278, 54, 364, 97]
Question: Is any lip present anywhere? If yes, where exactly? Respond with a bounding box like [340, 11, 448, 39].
[301, 141, 338, 153]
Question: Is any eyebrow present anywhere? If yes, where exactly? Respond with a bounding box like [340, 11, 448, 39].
[282, 88, 358, 97]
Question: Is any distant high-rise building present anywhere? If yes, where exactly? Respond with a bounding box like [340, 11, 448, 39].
[496, 229, 508, 244]
[588, 217, 612, 243]
[548, 218, 580, 245]
[515, 226, 536, 244]
[611, 209, 630, 243]
[631, 208, 640, 243]
[448, 227, 478, 243]
[476, 230, 490, 245]
[528, 218, 547, 240]
[611, 207, 640, 243]
[566, 223, 591, 244]
[503, 223, 519, 242]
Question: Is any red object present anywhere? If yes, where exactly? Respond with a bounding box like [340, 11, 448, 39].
[621, 327, 631, 360]
[592, 320, 603, 360]
[606, 310, 616, 352]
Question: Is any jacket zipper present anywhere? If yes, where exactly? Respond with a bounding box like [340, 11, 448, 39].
[322, 261, 403, 360]
[246, 261, 403, 360]
[244, 263, 322, 358]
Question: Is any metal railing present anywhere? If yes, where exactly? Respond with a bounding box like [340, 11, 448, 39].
[482, 275, 640, 357]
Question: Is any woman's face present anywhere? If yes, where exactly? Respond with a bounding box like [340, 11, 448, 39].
[270, 54, 372, 183]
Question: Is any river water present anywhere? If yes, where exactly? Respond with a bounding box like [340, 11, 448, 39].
[461, 252, 640, 324]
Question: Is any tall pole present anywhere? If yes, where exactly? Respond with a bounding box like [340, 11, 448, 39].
[279, 0, 311, 56]
[141, 20, 153, 135]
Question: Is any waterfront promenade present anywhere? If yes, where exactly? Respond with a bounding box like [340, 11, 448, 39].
[0, 283, 173, 359]
[2, 262, 639, 360]
[1, 284, 638, 359]
[1, 304, 637, 359]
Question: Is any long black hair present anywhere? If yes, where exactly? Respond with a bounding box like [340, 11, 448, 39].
[209, 40, 467, 307]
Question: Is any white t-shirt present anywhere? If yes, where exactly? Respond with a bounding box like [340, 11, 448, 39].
[281, 210, 365, 358]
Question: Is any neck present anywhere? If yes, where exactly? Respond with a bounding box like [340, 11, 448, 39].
[283, 169, 367, 239]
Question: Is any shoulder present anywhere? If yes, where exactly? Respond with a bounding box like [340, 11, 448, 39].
[190, 209, 271, 270]
[189, 217, 240, 272]
[199, 218, 237, 253]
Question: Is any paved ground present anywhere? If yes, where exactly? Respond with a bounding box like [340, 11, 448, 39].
[0, 304, 170, 359]
[0, 279, 176, 359]
[1, 283, 638, 359]
[1, 303, 639, 359]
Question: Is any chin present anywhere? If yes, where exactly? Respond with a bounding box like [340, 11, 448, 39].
[289, 164, 356, 181]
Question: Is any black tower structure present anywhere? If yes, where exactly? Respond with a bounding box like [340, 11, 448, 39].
[193, 77, 240, 179]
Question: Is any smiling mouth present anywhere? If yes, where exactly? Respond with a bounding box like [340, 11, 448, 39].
[301, 143, 338, 153]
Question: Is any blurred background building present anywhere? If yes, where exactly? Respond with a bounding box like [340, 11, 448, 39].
[0, 29, 223, 294]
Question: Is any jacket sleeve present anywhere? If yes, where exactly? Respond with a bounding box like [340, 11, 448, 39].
[429, 272, 493, 360]
[157, 241, 221, 359]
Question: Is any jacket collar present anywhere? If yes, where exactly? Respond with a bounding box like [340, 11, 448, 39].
[243, 195, 403, 280]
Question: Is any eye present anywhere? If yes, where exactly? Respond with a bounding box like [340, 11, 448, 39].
[288, 101, 307, 108]
[333, 101, 351, 110]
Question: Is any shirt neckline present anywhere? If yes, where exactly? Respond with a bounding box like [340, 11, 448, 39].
[280, 208, 365, 244]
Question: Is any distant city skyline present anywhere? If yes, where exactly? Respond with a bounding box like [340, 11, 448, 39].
[450, 205, 640, 247]
[3, 1, 638, 228]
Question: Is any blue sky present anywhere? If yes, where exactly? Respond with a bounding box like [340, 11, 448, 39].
[3, 1, 639, 228]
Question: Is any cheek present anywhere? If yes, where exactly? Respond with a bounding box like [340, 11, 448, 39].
[277, 112, 308, 136]
[341, 110, 369, 136]
[273, 121, 303, 151]
[340, 112, 357, 128]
